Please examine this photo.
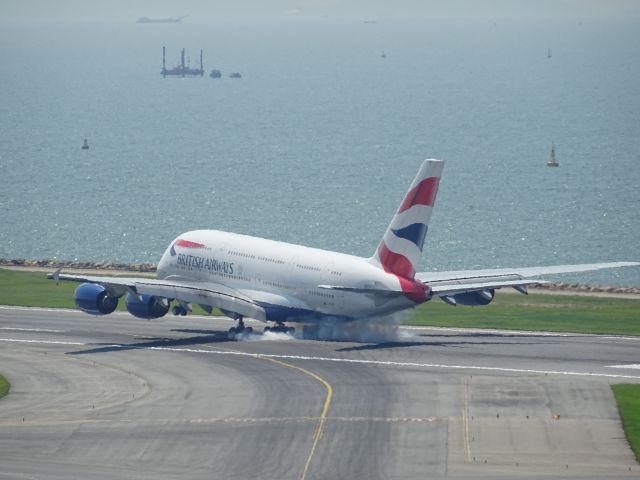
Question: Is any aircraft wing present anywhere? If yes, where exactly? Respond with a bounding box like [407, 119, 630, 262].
[49, 271, 267, 321]
[417, 261, 639, 298]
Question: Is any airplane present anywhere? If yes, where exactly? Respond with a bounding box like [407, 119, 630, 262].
[49, 159, 638, 339]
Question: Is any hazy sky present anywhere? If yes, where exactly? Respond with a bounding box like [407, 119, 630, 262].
[3, 0, 640, 23]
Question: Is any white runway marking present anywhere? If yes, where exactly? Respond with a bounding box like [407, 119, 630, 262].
[0, 327, 65, 333]
[160, 346, 640, 380]
[0, 305, 86, 314]
[2, 336, 640, 380]
[0, 338, 85, 346]
[402, 325, 640, 342]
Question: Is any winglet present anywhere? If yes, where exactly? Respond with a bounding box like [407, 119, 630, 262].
[48, 268, 62, 285]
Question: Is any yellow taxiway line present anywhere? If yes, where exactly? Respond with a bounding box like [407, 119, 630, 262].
[264, 357, 333, 480]
[462, 378, 471, 463]
[209, 345, 333, 480]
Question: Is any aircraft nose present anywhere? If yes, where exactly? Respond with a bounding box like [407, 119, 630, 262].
[156, 246, 173, 278]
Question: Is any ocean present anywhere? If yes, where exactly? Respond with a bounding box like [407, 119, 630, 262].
[1, 17, 639, 286]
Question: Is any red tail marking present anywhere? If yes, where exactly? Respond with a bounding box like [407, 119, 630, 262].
[378, 243, 415, 279]
[397, 176, 440, 213]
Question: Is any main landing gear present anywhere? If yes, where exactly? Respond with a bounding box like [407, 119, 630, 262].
[227, 318, 295, 340]
[264, 322, 295, 335]
[171, 300, 191, 316]
[172, 305, 188, 316]
[228, 316, 253, 339]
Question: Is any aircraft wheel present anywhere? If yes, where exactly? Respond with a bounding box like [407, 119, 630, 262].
[173, 305, 188, 316]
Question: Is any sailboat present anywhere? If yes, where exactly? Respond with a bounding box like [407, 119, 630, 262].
[81, 138, 89, 150]
[547, 47, 552, 59]
[547, 142, 559, 167]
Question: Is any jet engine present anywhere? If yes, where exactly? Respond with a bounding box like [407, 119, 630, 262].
[452, 289, 495, 306]
[74, 283, 119, 315]
[125, 293, 170, 319]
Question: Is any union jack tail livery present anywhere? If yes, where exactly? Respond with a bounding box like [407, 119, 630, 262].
[371, 159, 444, 279]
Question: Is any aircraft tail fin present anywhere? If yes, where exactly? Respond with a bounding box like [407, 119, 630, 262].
[370, 159, 444, 279]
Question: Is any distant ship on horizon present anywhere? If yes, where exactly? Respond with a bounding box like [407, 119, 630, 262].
[137, 15, 187, 24]
[161, 47, 203, 77]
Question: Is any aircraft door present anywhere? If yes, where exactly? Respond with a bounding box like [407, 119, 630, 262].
[321, 261, 344, 310]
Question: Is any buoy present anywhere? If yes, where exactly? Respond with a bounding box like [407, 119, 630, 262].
[547, 142, 558, 167]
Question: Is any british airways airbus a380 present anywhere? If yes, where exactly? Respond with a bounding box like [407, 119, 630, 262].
[50, 160, 638, 339]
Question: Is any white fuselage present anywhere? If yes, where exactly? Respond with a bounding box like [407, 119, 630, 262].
[156, 230, 416, 322]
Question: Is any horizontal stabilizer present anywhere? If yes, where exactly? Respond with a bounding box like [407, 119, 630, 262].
[318, 284, 404, 298]
[417, 261, 639, 284]
[429, 279, 549, 298]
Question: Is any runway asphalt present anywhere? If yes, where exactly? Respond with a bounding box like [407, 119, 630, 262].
[0, 306, 639, 479]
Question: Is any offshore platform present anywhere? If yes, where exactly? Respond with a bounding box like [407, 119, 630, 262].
[161, 47, 203, 77]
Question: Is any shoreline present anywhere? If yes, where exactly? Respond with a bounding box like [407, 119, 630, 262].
[2, 258, 639, 298]
[1, 258, 157, 273]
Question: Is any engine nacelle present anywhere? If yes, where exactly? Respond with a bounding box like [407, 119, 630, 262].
[125, 293, 169, 319]
[74, 283, 119, 315]
[452, 289, 495, 306]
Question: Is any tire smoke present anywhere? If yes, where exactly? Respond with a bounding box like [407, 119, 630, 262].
[232, 312, 418, 343]
[295, 311, 416, 343]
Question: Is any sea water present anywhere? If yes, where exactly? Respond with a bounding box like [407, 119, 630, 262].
[0, 17, 638, 285]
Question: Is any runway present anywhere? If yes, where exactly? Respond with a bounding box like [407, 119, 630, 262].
[0, 306, 638, 479]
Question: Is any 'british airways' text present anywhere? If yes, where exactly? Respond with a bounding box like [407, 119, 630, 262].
[176, 253, 234, 274]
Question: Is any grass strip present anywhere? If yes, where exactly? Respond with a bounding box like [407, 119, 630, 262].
[0, 268, 213, 315]
[1, 267, 639, 335]
[407, 292, 640, 336]
[0, 268, 82, 309]
[612, 384, 640, 463]
[0, 374, 9, 399]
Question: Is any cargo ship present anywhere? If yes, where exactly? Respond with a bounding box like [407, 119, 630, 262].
[138, 16, 187, 24]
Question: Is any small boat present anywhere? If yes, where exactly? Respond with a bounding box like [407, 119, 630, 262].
[229, 72, 242, 78]
[137, 16, 187, 24]
[81, 138, 89, 150]
[209, 69, 222, 78]
[547, 142, 559, 167]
